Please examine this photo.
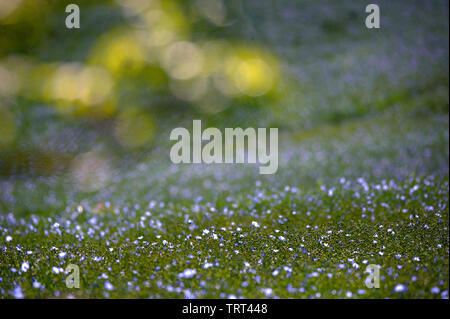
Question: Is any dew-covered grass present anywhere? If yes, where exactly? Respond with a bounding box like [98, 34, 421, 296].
[0, 174, 448, 298]
[1, 107, 448, 298]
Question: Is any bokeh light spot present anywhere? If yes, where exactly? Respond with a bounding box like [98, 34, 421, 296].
[232, 58, 274, 97]
[163, 41, 203, 80]
[0, 0, 23, 20]
[90, 31, 147, 75]
[71, 151, 111, 192]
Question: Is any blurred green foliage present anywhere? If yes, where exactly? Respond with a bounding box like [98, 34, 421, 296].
[0, 0, 448, 178]
[0, 0, 287, 176]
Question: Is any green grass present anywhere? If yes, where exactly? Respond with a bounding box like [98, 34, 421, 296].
[1, 107, 448, 298]
[1, 174, 448, 298]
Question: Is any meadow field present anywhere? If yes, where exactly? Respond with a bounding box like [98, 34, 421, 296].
[0, 0, 448, 298]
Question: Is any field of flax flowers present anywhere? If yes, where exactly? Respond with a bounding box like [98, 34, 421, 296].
[0, 0, 448, 299]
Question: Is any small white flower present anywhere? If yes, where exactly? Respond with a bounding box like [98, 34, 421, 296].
[283, 266, 292, 273]
[431, 287, 440, 294]
[104, 281, 114, 291]
[251, 221, 260, 228]
[184, 289, 195, 299]
[262, 288, 273, 297]
[32, 281, 42, 289]
[12, 286, 24, 299]
[52, 266, 63, 274]
[5, 235, 12, 242]
[178, 269, 196, 279]
[203, 262, 213, 269]
[21, 261, 29, 272]
[58, 252, 67, 258]
[393, 284, 407, 293]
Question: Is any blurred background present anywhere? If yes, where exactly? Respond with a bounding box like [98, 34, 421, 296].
[0, 0, 448, 214]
